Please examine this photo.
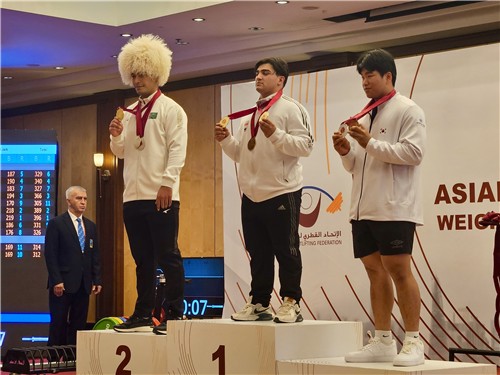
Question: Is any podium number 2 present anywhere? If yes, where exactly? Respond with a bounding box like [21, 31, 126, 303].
[212, 345, 225, 375]
[116, 345, 132, 375]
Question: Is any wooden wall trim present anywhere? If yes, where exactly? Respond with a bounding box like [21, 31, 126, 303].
[95, 94, 126, 318]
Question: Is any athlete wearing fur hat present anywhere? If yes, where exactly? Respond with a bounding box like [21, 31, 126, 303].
[109, 34, 188, 335]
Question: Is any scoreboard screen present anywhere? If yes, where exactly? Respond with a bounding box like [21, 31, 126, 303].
[1, 129, 58, 358]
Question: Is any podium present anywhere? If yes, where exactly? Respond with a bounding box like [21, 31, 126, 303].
[166, 319, 362, 374]
[77, 319, 360, 374]
[77, 319, 496, 375]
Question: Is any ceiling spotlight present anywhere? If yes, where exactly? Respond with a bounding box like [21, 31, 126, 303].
[54, 66, 66, 70]
[3, 76, 13, 80]
[276, 1, 289, 4]
[248, 27, 264, 31]
[120, 33, 132, 37]
[192, 17, 205, 22]
[175, 39, 189, 45]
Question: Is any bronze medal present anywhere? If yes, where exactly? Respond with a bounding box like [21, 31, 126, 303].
[247, 137, 256, 150]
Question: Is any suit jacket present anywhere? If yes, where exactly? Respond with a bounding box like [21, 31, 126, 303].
[44, 211, 102, 294]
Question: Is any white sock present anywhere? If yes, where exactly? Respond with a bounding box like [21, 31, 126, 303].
[405, 331, 420, 341]
[375, 330, 393, 344]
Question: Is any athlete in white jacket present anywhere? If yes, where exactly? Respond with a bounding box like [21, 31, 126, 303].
[109, 34, 187, 336]
[333, 49, 426, 367]
[216, 57, 313, 323]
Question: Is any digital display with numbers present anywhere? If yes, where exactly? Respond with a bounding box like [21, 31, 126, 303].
[183, 258, 224, 318]
[0, 130, 58, 358]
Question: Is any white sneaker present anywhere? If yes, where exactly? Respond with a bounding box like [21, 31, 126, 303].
[393, 338, 425, 366]
[231, 301, 273, 321]
[274, 297, 303, 323]
[345, 331, 397, 363]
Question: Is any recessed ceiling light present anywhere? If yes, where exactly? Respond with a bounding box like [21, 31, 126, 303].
[121, 33, 132, 37]
[111, 55, 118, 58]
[3, 76, 13, 80]
[248, 27, 264, 31]
[54, 66, 66, 70]
[192, 17, 205, 22]
[276, 1, 289, 4]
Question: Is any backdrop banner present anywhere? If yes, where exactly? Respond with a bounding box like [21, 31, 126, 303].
[220, 43, 500, 363]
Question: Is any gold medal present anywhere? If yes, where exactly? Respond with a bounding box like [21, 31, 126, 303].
[220, 116, 230, 128]
[115, 107, 124, 121]
[259, 111, 269, 122]
[248, 137, 256, 150]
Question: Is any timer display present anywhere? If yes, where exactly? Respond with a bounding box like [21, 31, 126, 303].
[183, 257, 224, 318]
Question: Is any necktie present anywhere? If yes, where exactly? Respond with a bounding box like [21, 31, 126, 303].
[76, 217, 85, 252]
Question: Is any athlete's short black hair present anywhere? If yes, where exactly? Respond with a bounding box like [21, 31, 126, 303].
[356, 49, 397, 86]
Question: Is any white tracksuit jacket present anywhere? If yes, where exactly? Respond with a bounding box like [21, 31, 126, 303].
[110, 92, 188, 203]
[220, 92, 314, 202]
[341, 92, 426, 224]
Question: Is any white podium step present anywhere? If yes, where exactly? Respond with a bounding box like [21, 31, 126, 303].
[166, 319, 362, 375]
[77, 329, 167, 374]
[277, 357, 496, 375]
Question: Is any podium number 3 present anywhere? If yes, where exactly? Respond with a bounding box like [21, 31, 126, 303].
[212, 345, 225, 375]
[116, 345, 132, 375]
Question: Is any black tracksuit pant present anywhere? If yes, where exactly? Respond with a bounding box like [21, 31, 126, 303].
[241, 189, 302, 306]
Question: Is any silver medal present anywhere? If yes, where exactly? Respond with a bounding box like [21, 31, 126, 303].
[134, 136, 145, 150]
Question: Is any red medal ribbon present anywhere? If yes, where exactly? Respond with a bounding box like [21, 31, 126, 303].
[227, 89, 283, 138]
[121, 89, 162, 137]
[343, 89, 396, 123]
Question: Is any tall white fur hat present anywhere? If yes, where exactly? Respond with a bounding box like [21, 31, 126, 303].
[118, 34, 172, 87]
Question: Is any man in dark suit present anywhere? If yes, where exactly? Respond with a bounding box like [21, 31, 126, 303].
[44, 186, 102, 346]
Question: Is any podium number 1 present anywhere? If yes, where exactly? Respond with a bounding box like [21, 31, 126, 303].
[212, 345, 225, 375]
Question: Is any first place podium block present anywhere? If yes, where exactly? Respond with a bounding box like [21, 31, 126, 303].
[166, 319, 362, 375]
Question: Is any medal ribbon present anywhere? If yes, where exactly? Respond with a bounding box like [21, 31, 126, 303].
[121, 89, 162, 137]
[227, 89, 283, 138]
[343, 89, 396, 123]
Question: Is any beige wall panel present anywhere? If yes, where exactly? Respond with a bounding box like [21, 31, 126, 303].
[60, 105, 97, 220]
[123, 227, 137, 316]
[60, 105, 98, 321]
[168, 86, 217, 258]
